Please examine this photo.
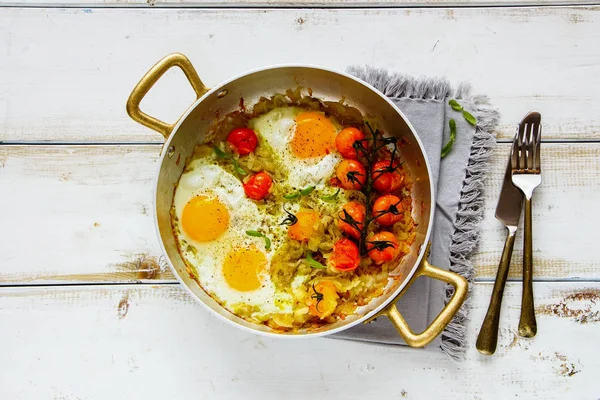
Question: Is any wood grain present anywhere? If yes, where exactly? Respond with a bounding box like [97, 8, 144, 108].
[1, 282, 598, 399]
[474, 142, 600, 280]
[0, 143, 597, 284]
[1, 0, 598, 7]
[1, 7, 599, 143]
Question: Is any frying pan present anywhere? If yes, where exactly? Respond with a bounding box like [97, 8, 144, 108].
[127, 53, 467, 347]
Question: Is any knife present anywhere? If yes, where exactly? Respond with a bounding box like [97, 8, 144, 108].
[476, 121, 525, 355]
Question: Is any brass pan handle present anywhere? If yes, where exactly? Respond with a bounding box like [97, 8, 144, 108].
[126, 53, 209, 139]
[375, 244, 468, 348]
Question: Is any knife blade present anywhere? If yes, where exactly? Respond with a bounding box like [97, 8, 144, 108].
[495, 152, 524, 228]
[476, 115, 527, 355]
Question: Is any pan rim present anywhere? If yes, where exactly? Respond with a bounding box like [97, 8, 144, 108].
[152, 63, 436, 338]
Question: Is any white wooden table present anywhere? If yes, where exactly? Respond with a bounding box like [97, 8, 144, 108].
[1, 2, 599, 399]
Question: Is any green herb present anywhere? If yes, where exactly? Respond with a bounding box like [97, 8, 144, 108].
[306, 252, 327, 269]
[245, 230, 271, 250]
[448, 100, 477, 126]
[263, 236, 272, 250]
[279, 207, 298, 226]
[283, 186, 315, 200]
[213, 145, 247, 176]
[462, 110, 477, 126]
[320, 188, 340, 202]
[449, 99, 463, 112]
[441, 119, 457, 158]
[300, 186, 315, 195]
[283, 192, 301, 200]
[213, 145, 228, 159]
[231, 159, 247, 176]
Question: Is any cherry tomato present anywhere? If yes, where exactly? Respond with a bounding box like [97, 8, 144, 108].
[372, 195, 404, 226]
[367, 231, 399, 264]
[337, 201, 366, 239]
[288, 210, 320, 242]
[243, 172, 272, 200]
[227, 127, 258, 155]
[330, 238, 361, 272]
[307, 281, 339, 319]
[336, 159, 366, 190]
[372, 160, 404, 193]
[335, 127, 366, 159]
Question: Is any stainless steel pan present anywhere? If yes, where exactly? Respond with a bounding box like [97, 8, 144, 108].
[127, 53, 467, 347]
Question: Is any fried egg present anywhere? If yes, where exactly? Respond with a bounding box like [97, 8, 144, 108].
[250, 107, 342, 189]
[173, 161, 293, 317]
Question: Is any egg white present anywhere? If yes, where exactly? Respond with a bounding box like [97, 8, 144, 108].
[250, 107, 343, 190]
[173, 162, 293, 317]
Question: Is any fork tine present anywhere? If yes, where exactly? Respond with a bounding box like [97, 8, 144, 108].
[528, 123, 536, 171]
[529, 123, 538, 171]
[534, 124, 542, 172]
[511, 126, 520, 171]
[519, 123, 528, 171]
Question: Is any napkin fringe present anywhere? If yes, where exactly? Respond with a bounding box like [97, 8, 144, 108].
[347, 66, 473, 101]
[348, 66, 499, 360]
[441, 94, 498, 360]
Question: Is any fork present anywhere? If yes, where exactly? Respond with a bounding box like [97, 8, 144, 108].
[511, 111, 542, 338]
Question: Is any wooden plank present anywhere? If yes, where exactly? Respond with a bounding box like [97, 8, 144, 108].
[1, 0, 598, 7]
[1, 7, 599, 143]
[474, 142, 600, 280]
[0, 145, 172, 283]
[0, 282, 598, 399]
[0, 143, 597, 284]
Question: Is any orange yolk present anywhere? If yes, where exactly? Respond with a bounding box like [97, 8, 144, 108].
[222, 246, 267, 292]
[291, 112, 337, 158]
[181, 196, 229, 242]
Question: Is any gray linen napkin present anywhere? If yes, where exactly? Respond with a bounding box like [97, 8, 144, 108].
[332, 67, 498, 360]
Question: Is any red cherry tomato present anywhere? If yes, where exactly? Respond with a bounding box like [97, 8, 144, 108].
[337, 201, 366, 239]
[227, 128, 258, 155]
[367, 231, 399, 264]
[372, 195, 404, 226]
[335, 127, 366, 159]
[243, 172, 272, 200]
[372, 160, 404, 193]
[336, 159, 366, 190]
[330, 238, 361, 272]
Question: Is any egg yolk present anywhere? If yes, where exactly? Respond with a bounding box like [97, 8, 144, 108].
[291, 112, 337, 158]
[222, 246, 267, 292]
[181, 196, 229, 242]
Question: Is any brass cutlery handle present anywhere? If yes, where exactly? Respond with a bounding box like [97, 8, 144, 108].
[476, 227, 516, 355]
[519, 197, 537, 337]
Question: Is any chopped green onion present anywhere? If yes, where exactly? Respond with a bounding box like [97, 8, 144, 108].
[245, 230, 271, 250]
[449, 100, 477, 126]
[231, 159, 247, 176]
[306, 252, 327, 269]
[449, 99, 463, 112]
[213, 144, 247, 176]
[283, 186, 315, 200]
[283, 192, 301, 200]
[300, 186, 315, 195]
[462, 110, 477, 126]
[320, 188, 340, 202]
[213, 145, 229, 159]
[441, 119, 457, 158]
